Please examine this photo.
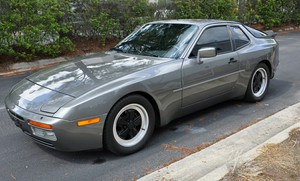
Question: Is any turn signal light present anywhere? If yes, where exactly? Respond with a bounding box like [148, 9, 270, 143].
[77, 117, 100, 126]
[29, 120, 53, 130]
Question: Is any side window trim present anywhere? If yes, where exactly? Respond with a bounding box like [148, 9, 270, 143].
[230, 25, 251, 51]
[188, 25, 234, 58]
[226, 25, 235, 54]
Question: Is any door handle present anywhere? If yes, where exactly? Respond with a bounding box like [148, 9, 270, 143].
[228, 58, 238, 64]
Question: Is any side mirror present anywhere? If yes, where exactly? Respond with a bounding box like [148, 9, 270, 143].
[196, 47, 217, 64]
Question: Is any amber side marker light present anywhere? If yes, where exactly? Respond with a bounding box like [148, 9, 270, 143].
[29, 120, 53, 130]
[77, 117, 100, 126]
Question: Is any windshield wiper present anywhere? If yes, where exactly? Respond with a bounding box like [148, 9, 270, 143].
[141, 51, 159, 57]
[111, 47, 126, 53]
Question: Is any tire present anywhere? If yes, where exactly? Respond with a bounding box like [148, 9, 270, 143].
[104, 95, 155, 155]
[245, 63, 270, 102]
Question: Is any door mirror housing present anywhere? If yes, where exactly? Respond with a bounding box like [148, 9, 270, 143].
[196, 47, 217, 64]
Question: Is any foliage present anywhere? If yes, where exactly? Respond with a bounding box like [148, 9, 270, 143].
[295, 1, 300, 25]
[0, 0, 74, 61]
[256, 0, 297, 29]
[89, 13, 119, 46]
[72, 0, 156, 43]
[101, 0, 156, 36]
[238, 0, 258, 24]
[1, 0, 300, 61]
[173, 0, 237, 20]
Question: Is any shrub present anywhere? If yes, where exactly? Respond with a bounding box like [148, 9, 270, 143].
[238, 0, 259, 24]
[72, 0, 156, 43]
[0, 0, 74, 61]
[174, 0, 237, 20]
[256, 0, 297, 29]
[1, 0, 300, 61]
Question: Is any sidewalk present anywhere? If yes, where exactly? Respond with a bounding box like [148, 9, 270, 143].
[138, 102, 300, 181]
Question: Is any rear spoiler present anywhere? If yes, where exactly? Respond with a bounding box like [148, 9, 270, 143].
[262, 30, 277, 38]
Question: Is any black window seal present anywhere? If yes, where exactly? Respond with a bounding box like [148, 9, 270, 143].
[243, 25, 277, 39]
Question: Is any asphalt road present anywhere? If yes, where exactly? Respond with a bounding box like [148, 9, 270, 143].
[1, 31, 300, 181]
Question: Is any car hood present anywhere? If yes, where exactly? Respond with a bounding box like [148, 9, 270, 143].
[26, 52, 165, 97]
[8, 79, 74, 114]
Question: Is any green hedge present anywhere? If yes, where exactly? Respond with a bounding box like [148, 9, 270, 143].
[0, 0, 74, 60]
[256, 0, 298, 29]
[0, 0, 299, 61]
[174, 0, 237, 20]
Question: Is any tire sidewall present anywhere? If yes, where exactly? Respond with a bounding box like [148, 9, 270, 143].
[104, 95, 155, 155]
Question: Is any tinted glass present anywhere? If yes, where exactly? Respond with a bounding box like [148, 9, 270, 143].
[230, 26, 250, 49]
[190, 26, 232, 57]
[244, 26, 267, 38]
[112, 23, 198, 58]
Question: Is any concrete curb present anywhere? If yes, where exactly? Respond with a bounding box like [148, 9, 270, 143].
[0, 53, 98, 76]
[199, 121, 300, 181]
[138, 102, 300, 181]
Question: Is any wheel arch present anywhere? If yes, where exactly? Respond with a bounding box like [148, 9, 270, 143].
[260, 60, 272, 78]
[125, 91, 161, 128]
[103, 91, 159, 154]
[244, 61, 271, 102]
[127, 91, 161, 127]
[104, 91, 161, 131]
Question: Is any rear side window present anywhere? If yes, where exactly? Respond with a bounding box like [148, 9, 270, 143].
[230, 26, 250, 49]
[190, 26, 232, 57]
[244, 26, 267, 38]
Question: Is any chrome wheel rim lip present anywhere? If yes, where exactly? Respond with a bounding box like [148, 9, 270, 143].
[113, 104, 149, 147]
[251, 68, 268, 97]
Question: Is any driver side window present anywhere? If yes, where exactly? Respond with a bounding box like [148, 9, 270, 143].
[189, 26, 233, 58]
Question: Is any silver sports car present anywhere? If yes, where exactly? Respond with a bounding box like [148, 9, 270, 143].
[5, 20, 279, 155]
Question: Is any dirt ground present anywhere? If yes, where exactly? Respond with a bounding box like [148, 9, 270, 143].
[222, 128, 300, 181]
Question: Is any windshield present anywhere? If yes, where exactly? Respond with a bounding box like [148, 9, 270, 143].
[112, 23, 198, 58]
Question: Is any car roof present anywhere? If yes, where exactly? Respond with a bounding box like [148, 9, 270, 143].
[148, 19, 240, 27]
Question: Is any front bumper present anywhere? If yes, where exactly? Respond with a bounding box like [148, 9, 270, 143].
[5, 97, 106, 152]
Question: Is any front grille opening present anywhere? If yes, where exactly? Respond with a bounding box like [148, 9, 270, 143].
[8, 109, 56, 150]
[27, 134, 55, 149]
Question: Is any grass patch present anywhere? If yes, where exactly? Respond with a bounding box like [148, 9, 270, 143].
[222, 128, 300, 181]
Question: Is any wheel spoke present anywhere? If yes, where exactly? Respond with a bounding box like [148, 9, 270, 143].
[128, 130, 135, 139]
[124, 111, 130, 120]
[254, 73, 259, 82]
[253, 77, 258, 86]
[253, 72, 264, 93]
[132, 127, 139, 135]
[129, 110, 136, 120]
[253, 83, 257, 93]
[133, 116, 142, 127]
[117, 117, 128, 126]
[118, 128, 129, 139]
[255, 86, 259, 92]
[112, 103, 150, 148]
[253, 81, 257, 88]
[252, 67, 269, 96]
[254, 74, 257, 80]
[257, 72, 262, 81]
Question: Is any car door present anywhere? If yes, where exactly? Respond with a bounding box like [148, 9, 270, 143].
[182, 25, 240, 107]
